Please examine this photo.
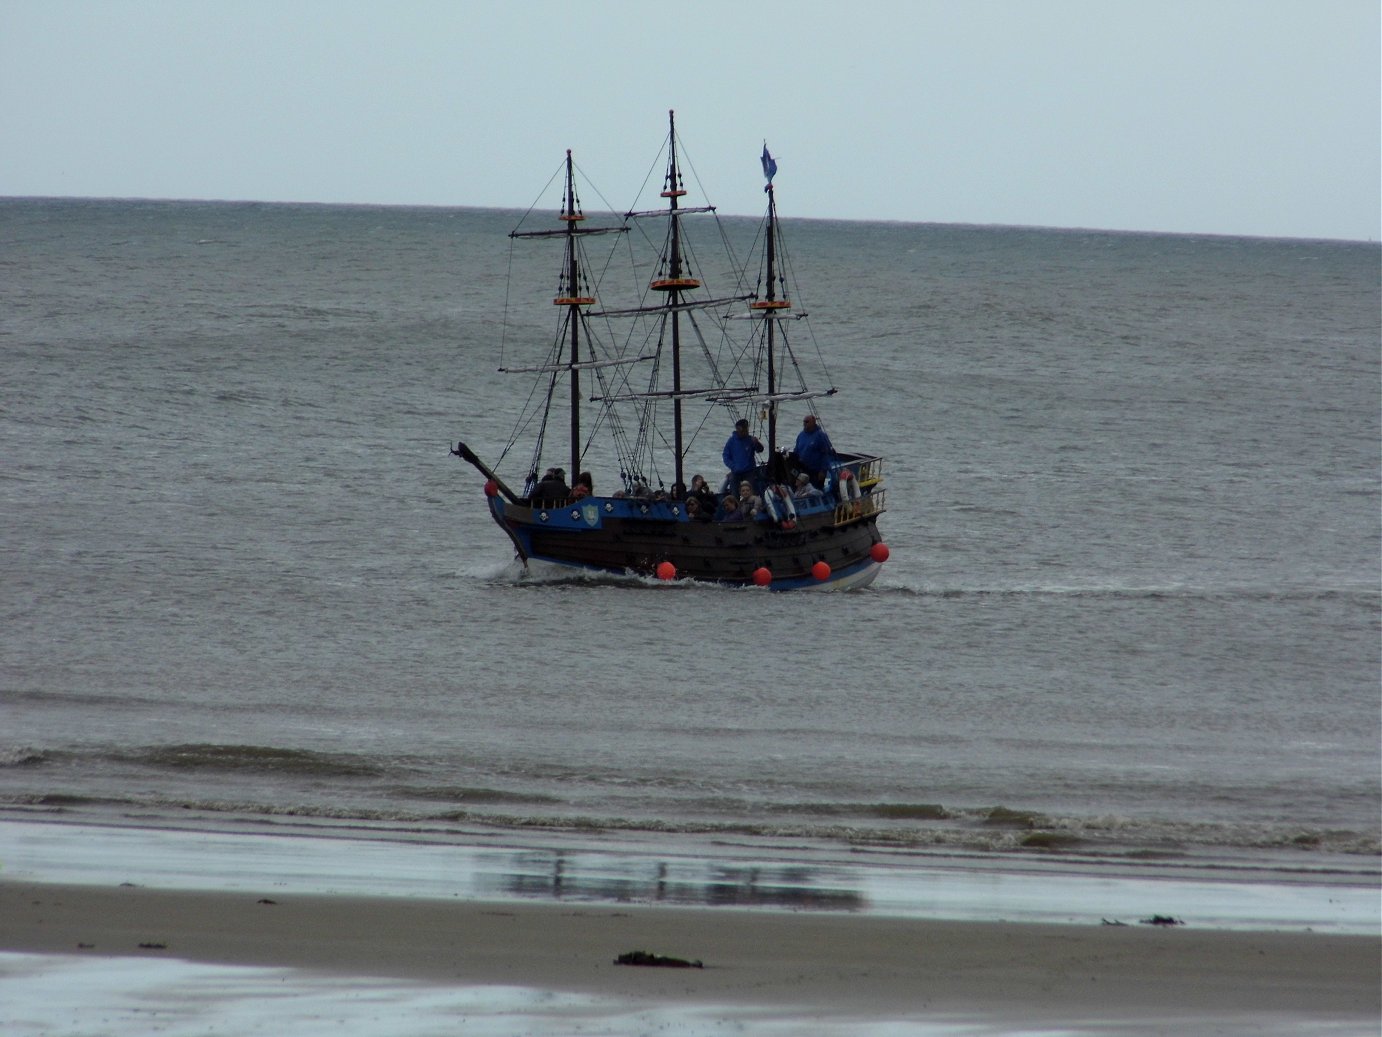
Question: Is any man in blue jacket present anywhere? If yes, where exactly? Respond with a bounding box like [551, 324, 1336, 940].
[722, 418, 764, 492]
[794, 414, 836, 487]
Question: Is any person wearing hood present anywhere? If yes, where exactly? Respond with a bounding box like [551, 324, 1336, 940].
[721, 418, 764, 492]
[533, 467, 569, 499]
[793, 414, 835, 488]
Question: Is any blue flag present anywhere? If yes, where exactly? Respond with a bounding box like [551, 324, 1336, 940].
[761, 144, 777, 188]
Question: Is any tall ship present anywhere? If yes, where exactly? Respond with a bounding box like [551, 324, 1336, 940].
[452, 111, 887, 590]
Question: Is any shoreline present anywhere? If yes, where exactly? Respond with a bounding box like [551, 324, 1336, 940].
[4, 880, 1379, 1031]
[2, 813, 1377, 933]
[2, 816, 1379, 1032]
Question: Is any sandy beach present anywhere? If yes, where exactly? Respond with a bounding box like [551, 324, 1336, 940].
[4, 877, 1378, 1035]
[2, 817, 1379, 1034]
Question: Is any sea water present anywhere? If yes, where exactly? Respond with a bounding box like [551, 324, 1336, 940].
[2, 198, 1378, 893]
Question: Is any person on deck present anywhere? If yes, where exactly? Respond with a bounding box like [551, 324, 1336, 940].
[688, 474, 718, 513]
[721, 419, 764, 493]
[737, 481, 765, 520]
[533, 467, 569, 499]
[792, 472, 824, 501]
[715, 495, 742, 522]
[793, 415, 835, 488]
[684, 495, 713, 522]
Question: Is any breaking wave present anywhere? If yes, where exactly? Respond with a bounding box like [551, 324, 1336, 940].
[118, 744, 388, 778]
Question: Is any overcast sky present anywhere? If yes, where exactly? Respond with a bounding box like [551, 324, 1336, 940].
[2, 0, 1377, 240]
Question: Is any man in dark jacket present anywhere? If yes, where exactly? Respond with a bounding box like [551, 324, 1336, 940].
[533, 467, 569, 499]
[721, 419, 764, 492]
[793, 415, 835, 487]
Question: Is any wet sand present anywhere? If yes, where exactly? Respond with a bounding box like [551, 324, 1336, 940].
[4, 879, 1377, 1032]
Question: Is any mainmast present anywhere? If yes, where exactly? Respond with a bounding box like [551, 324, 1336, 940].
[651, 109, 702, 491]
[753, 143, 790, 455]
[602, 114, 753, 487]
[558, 149, 588, 481]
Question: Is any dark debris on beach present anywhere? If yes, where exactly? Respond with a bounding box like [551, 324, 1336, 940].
[614, 950, 704, 968]
[1101, 915, 1186, 927]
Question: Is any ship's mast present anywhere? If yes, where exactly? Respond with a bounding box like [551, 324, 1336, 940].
[560, 149, 584, 481]
[508, 151, 626, 490]
[651, 109, 702, 491]
[764, 181, 779, 454]
[752, 143, 790, 457]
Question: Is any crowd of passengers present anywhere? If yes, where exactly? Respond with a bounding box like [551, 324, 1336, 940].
[529, 414, 849, 523]
[681, 472, 827, 523]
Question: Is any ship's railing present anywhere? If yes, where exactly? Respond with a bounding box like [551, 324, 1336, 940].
[834, 488, 885, 526]
[841, 454, 884, 488]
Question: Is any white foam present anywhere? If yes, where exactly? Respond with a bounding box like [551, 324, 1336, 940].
[2, 952, 1364, 1037]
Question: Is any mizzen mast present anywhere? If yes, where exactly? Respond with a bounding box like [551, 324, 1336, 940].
[752, 142, 790, 455]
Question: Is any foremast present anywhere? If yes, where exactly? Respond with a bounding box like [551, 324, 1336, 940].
[508, 149, 626, 485]
[558, 150, 587, 480]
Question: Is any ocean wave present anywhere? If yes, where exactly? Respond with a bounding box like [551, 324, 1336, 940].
[460, 812, 1381, 864]
[872, 583, 1380, 603]
[5, 790, 1373, 867]
[0, 747, 47, 768]
[4, 743, 1376, 864]
[385, 784, 563, 806]
[116, 744, 387, 778]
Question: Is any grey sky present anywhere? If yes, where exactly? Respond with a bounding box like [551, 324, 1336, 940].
[2, 0, 1377, 240]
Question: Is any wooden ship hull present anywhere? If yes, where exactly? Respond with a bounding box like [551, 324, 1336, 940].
[459, 446, 887, 590]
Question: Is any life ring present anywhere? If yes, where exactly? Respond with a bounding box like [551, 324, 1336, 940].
[778, 488, 798, 523]
[762, 487, 782, 523]
[839, 467, 862, 501]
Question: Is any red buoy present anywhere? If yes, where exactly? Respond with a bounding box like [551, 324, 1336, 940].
[483, 479, 499, 497]
[656, 561, 676, 581]
[870, 542, 890, 563]
[752, 566, 772, 587]
[811, 560, 831, 581]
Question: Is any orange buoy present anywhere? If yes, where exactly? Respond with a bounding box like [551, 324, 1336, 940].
[752, 567, 772, 587]
[483, 479, 499, 497]
[656, 561, 676, 581]
[811, 561, 831, 581]
[870, 542, 890, 563]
